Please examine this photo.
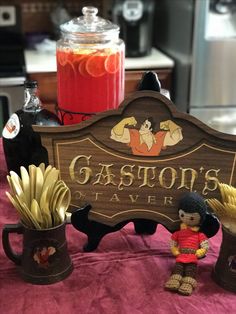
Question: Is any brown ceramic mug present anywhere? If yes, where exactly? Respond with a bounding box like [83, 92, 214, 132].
[212, 226, 236, 293]
[2, 221, 73, 285]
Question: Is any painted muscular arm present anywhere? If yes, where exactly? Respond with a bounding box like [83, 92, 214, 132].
[160, 120, 183, 147]
[110, 117, 137, 143]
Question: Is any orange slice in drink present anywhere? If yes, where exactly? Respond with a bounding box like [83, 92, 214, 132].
[86, 53, 106, 77]
[65, 60, 76, 76]
[79, 58, 90, 77]
[67, 51, 75, 63]
[57, 50, 68, 66]
[105, 52, 120, 74]
[73, 49, 97, 62]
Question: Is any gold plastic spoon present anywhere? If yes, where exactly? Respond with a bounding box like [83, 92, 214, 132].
[9, 175, 28, 206]
[42, 168, 59, 197]
[29, 165, 37, 201]
[49, 181, 66, 211]
[9, 170, 23, 188]
[50, 185, 68, 226]
[38, 162, 45, 175]
[43, 165, 53, 180]
[40, 186, 52, 228]
[35, 167, 44, 202]
[6, 191, 32, 227]
[51, 186, 68, 225]
[55, 188, 71, 225]
[6, 175, 15, 195]
[57, 188, 71, 213]
[15, 195, 41, 229]
[31, 199, 44, 227]
[52, 186, 67, 214]
[20, 166, 30, 208]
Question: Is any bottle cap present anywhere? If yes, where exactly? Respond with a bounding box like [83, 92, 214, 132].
[24, 80, 38, 89]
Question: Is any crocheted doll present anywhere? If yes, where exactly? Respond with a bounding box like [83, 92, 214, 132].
[165, 192, 220, 296]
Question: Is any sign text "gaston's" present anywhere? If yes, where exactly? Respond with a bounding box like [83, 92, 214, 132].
[69, 155, 220, 195]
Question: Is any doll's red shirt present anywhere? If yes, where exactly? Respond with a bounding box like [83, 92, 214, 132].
[171, 227, 207, 264]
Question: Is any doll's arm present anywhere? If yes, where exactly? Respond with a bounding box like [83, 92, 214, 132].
[170, 239, 180, 256]
[196, 239, 209, 258]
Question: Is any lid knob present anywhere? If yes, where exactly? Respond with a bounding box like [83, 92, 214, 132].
[81, 6, 99, 30]
[82, 6, 98, 21]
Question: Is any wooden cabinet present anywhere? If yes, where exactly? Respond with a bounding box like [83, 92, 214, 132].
[29, 68, 172, 108]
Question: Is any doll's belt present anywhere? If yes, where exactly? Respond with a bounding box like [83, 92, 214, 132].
[180, 248, 196, 254]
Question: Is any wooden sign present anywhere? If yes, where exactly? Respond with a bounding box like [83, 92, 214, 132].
[33, 91, 236, 249]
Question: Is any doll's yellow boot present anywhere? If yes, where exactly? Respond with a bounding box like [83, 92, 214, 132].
[165, 274, 182, 291]
[178, 276, 197, 296]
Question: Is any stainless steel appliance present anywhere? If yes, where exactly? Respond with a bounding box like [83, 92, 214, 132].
[155, 0, 236, 135]
[0, 5, 26, 132]
[112, 0, 155, 57]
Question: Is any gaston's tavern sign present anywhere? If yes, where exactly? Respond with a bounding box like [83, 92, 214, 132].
[34, 91, 236, 250]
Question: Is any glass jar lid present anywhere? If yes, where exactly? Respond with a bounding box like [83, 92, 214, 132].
[60, 6, 119, 38]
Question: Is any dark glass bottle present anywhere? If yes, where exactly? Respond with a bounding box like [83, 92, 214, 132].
[2, 80, 61, 175]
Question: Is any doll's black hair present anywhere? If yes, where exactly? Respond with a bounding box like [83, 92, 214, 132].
[178, 192, 220, 238]
[178, 192, 207, 224]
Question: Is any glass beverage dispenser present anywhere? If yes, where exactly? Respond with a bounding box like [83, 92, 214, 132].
[56, 6, 125, 125]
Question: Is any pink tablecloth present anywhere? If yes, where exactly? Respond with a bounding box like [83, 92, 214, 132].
[0, 138, 235, 314]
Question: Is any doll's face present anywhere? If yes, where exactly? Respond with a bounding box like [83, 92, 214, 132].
[178, 209, 201, 227]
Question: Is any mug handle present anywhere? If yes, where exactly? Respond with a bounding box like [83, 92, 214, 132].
[2, 223, 23, 265]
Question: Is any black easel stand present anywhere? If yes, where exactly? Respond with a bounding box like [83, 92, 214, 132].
[71, 71, 162, 251]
